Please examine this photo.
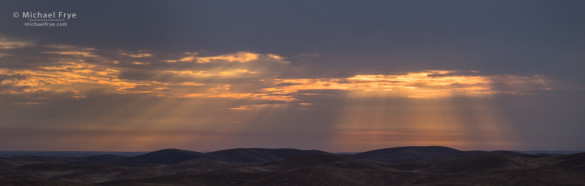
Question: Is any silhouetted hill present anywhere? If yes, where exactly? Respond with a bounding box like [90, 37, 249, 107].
[268, 154, 391, 171]
[102, 154, 419, 186]
[73, 154, 127, 165]
[169, 158, 232, 171]
[428, 151, 534, 173]
[0, 158, 16, 168]
[547, 152, 585, 171]
[7, 156, 63, 162]
[0, 178, 86, 186]
[206, 148, 330, 163]
[353, 146, 476, 162]
[3, 146, 585, 185]
[0, 151, 146, 158]
[122, 148, 211, 165]
[520, 150, 584, 155]
[244, 166, 419, 186]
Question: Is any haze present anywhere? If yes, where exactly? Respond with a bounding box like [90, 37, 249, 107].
[0, 0, 584, 152]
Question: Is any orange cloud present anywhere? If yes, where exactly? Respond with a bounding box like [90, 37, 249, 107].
[43, 51, 98, 58]
[132, 61, 149, 65]
[0, 37, 551, 107]
[262, 70, 549, 99]
[42, 45, 98, 58]
[165, 69, 258, 78]
[179, 56, 195, 62]
[229, 103, 288, 111]
[196, 52, 259, 63]
[0, 62, 141, 96]
[169, 51, 287, 64]
[1, 57, 550, 105]
[121, 52, 153, 58]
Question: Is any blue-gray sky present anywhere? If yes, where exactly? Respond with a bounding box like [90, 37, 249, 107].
[0, 0, 584, 151]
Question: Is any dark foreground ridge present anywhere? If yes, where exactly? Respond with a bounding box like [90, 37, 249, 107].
[1, 146, 585, 185]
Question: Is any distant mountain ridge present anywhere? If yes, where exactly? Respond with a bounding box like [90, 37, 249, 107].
[352, 146, 480, 162]
[546, 152, 585, 171]
[4, 146, 585, 166]
[3, 146, 585, 185]
[106, 148, 332, 165]
[427, 151, 537, 173]
[122, 148, 211, 165]
[0, 151, 146, 158]
[207, 148, 330, 163]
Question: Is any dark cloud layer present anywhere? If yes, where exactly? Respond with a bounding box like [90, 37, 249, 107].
[1, 1, 584, 76]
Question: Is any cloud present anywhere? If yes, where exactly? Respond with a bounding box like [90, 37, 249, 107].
[169, 51, 288, 64]
[0, 61, 141, 98]
[0, 37, 551, 108]
[229, 103, 289, 111]
[261, 70, 550, 99]
[0, 53, 11, 58]
[0, 48, 551, 106]
[164, 69, 258, 79]
[42, 44, 98, 58]
[0, 37, 34, 50]
[121, 51, 153, 58]
[0, 40, 295, 104]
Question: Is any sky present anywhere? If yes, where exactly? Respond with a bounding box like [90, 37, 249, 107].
[0, 0, 584, 152]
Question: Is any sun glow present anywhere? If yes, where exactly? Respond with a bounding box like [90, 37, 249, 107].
[262, 70, 549, 100]
[329, 96, 521, 151]
[0, 39, 553, 151]
[0, 61, 140, 95]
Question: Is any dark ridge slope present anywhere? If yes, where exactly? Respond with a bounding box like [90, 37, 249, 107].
[73, 154, 127, 165]
[428, 151, 533, 173]
[353, 146, 474, 162]
[547, 152, 585, 171]
[267, 154, 391, 171]
[207, 148, 330, 163]
[122, 148, 211, 165]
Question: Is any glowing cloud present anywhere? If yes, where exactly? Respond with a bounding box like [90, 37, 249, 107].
[0, 48, 291, 103]
[165, 69, 258, 78]
[196, 52, 259, 63]
[0, 37, 34, 49]
[0, 37, 558, 152]
[262, 70, 550, 99]
[121, 51, 153, 58]
[42, 45, 98, 58]
[132, 61, 149, 65]
[170, 51, 287, 64]
[0, 61, 141, 97]
[0, 38, 551, 109]
[229, 103, 288, 111]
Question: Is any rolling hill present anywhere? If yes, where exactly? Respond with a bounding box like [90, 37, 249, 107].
[206, 148, 330, 163]
[121, 148, 211, 165]
[353, 146, 478, 162]
[1, 146, 585, 185]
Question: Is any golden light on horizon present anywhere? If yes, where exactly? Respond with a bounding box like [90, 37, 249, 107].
[0, 0, 582, 155]
[329, 96, 521, 151]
